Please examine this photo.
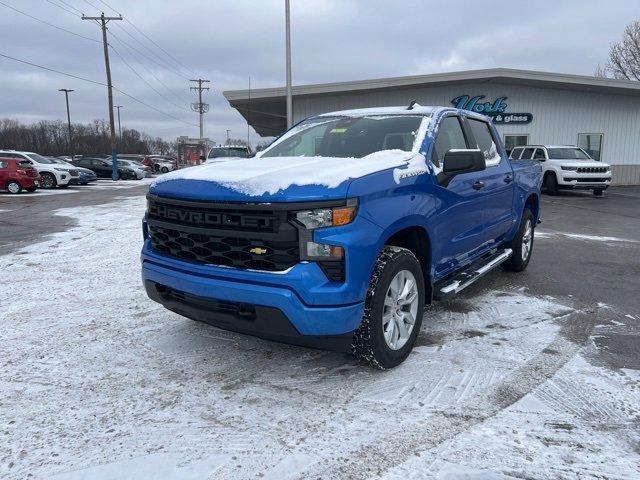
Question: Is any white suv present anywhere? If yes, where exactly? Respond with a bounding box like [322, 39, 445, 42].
[510, 145, 611, 196]
[0, 150, 79, 189]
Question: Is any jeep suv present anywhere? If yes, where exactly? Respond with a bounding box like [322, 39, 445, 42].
[510, 145, 611, 196]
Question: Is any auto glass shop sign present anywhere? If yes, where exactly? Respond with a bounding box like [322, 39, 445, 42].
[451, 95, 533, 124]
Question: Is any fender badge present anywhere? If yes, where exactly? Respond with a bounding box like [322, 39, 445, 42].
[249, 247, 268, 255]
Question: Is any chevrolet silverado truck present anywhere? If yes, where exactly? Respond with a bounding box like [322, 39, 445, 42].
[141, 105, 542, 369]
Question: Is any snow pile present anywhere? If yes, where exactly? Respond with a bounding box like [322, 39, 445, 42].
[153, 150, 418, 196]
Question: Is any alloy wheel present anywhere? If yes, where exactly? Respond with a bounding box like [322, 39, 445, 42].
[521, 219, 533, 261]
[382, 269, 419, 350]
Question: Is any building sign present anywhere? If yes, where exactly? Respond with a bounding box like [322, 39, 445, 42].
[451, 95, 533, 124]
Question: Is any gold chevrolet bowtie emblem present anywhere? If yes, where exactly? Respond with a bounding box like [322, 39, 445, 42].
[250, 247, 268, 255]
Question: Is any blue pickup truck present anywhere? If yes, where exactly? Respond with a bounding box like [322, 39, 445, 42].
[141, 105, 542, 368]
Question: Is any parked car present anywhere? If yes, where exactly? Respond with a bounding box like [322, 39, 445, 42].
[117, 160, 146, 180]
[141, 105, 542, 369]
[71, 157, 138, 180]
[509, 145, 611, 196]
[0, 157, 39, 193]
[0, 150, 79, 188]
[147, 155, 177, 173]
[207, 145, 251, 159]
[47, 157, 97, 184]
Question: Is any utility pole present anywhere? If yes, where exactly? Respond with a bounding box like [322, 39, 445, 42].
[190, 79, 210, 140]
[247, 76, 251, 151]
[114, 105, 123, 138]
[226, 129, 230, 144]
[82, 12, 122, 180]
[285, 0, 293, 129]
[58, 89, 74, 155]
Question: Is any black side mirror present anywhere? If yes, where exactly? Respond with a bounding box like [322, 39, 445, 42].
[443, 149, 486, 175]
[199, 155, 206, 161]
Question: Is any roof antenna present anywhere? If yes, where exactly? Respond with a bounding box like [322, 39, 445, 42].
[407, 100, 418, 110]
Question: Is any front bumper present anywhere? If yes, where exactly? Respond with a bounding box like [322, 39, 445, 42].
[560, 176, 611, 190]
[141, 240, 366, 339]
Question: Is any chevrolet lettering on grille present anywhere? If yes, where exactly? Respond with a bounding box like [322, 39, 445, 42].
[152, 204, 275, 229]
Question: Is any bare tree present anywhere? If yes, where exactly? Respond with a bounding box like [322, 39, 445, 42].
[597, 20, 640, 80]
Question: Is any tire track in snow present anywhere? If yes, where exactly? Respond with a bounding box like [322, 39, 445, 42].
[294, 306, 598, 480]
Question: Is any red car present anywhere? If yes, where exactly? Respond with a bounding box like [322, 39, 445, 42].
[0, 157, 39, 193]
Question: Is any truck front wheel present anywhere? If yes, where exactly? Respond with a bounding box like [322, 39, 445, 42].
[544, 173, 558, 195]
[352, 246, 425, 369]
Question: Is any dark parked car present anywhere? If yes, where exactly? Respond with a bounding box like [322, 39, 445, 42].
[71, 157, 137, 180]
[0, 158, 39, 193]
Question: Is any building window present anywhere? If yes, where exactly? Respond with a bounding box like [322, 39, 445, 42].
[577, 133, 603, 161]
[504, 134, 528, 155]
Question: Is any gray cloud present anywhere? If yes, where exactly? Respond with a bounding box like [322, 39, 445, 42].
[0, 0, 637, 146]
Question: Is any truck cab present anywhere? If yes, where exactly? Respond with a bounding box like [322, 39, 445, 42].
[141, 105, 542, 368]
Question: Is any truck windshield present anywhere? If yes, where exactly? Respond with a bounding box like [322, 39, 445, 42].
[261, 115, 425, 158]
[209, 147, 249, 158]
[547, 148, 591, 160]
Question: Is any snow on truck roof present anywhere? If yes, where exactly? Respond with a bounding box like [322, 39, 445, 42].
[316, 105, 491, 122]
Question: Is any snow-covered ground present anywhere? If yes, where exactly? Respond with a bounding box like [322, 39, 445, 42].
[5, 177, 156, 197]
[1, 196, 638, 479]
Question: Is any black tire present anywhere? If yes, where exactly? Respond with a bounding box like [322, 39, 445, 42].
[593, 189, 604, 197]
[351, 246, 425, 369]
[503, 209, 534, 272]
[6, 181, 21, 194]
[161, 166, 169, 173]
[544, 173, 558, 195]
[40, 172, 57, 189]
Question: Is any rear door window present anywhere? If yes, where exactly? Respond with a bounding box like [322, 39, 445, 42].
[467, 118, 501, 166]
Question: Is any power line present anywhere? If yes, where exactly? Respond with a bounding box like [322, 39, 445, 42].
[58, 0, 84, 15]
[43, 0, 79, 17]
[0, 51, 105, 85]
[109, 43, 189, 112]
[91, 0, 197, 77]
[0, 51, 197, 127]
[109, 26, 191, 82]
[108, 32, 191, 105]
[0, 0, 100, 43]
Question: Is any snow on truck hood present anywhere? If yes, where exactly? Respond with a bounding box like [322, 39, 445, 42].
[150, 150, 426, 201]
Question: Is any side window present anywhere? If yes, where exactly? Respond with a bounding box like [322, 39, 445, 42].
[533, 149, 546, 161]
[520, 148, 535, 160]
[510, 147, 523, 160]
[432, 116, 467, 168]
[467, 118, 501, 167]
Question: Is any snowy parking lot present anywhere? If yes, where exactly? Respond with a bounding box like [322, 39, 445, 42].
[1, 189, 639, 479]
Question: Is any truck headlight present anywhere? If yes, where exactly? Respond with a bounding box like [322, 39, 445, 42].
[561, 166, 577, 171]
[306, 242, 344, 259]
[295, 200, 357, 229]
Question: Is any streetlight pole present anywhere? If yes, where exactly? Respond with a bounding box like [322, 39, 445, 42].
[285, 0, 293, 129]
[58, 89, 74, 154]
[226, 129, 231, 144]
[114, 105, 123, 138]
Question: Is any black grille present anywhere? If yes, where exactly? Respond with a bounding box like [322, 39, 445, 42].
[576, 178, 609, 183]
[577, 167, 607, 173]
[147, 196, 300, 272]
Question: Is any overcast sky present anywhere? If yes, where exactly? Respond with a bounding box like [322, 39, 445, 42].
[0, 0, 638, 146]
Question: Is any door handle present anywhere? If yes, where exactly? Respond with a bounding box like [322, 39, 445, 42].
[473, 181, 485, 190]
[504, 175, 513, 183]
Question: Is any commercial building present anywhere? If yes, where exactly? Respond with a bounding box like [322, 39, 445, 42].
[224, 68, 640, 184]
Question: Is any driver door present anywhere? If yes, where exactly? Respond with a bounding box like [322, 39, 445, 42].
[431, 115, 488, 279]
